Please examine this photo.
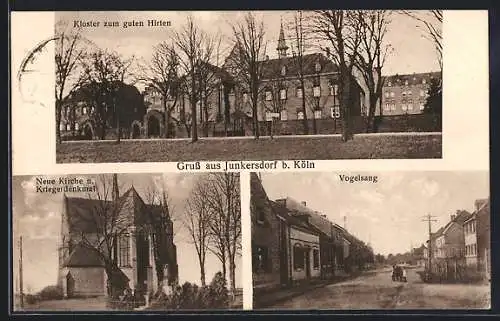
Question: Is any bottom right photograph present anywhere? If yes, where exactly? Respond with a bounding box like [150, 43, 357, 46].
[250, 171, 491, 310]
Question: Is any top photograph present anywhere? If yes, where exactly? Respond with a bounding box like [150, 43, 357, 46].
[52, 10, 443, 163]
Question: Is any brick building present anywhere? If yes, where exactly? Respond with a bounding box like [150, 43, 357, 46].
[57, 177, 178, 298]
[463, 198, 490, 278]
[224, 23, 365, 135]
[60, 82, 146, 140]
[379, 71, 441, 116]
[250, 174, 322, 296]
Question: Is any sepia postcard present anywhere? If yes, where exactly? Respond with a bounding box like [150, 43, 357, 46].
[9, 8, 491, 316]
[250, 171, 490, 310]
[14, 10, 450, 163]
[11, 172, 242, 311]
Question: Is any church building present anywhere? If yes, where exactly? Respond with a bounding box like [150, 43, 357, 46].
[57, 175, 178, 298]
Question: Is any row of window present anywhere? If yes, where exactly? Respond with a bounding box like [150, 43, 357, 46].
[464, 220, 477, 234]
[383, 103, 425, 111]
[60, 123, 79, 131]
[272, 107, 341, 121]
[293, 244, 320, 270]
[386, 78, 428, 87]
[260, 85, 339, 102]
[465, 243, 478, 257]
[384, 89, 428, 98]
[252, 244, 321, 273]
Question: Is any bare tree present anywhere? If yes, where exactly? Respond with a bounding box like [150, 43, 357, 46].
[354, 10, 391, 133]
[141, 41, 180, 138]
[288, 11, 310, 135]
[55, 21, 88, 143]
[260, 64, 287, 138]
[229, 12, 267, 139]
[193, 37, 222, 137]
[204, 173, 241, 296]
[80, 49, 135, 141]
[143, 186, 178, 294]
[183, 176, 212, 286]
[401, 10, 442, 72]
[311, 10, 363, 141]
[175, 16, 215, 142]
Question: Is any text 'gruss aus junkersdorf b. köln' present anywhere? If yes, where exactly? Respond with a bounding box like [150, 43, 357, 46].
[176, 160, 316, 171]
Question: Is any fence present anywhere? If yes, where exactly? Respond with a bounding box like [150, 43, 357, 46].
[426, 257, 487, 283]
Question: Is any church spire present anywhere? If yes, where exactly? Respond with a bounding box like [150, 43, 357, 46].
[277, 19, 289, 58]
[112, 173, 119, 202]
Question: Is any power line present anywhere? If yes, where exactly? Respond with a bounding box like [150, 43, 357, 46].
[421, 213, 437, 273]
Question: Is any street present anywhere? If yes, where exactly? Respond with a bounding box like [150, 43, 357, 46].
[268, 268, 490, 309]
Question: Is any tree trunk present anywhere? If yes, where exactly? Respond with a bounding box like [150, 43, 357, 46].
[341, 73, 353, 142]
[229, 258, 236, 297]
[252, 100, 260, 139]
[366, 93, 377, 133]
[56, 101, 62, 143]
[312, 116, 318, 135]
[204, 99, 209, 137]
[163, 99, 170, 138]
[200, 264, 206, 287]
[300, 81, 309, 135]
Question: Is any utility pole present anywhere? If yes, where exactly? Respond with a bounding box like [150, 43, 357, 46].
[343, 215, 347, 230]
[19, 236, 24, 309]
[422, 214, 437, 274]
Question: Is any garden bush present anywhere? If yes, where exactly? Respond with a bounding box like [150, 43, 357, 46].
[150, 272, 229, 310]
[38, 285, 63, 300]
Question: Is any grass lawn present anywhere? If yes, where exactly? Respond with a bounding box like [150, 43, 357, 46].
[56, 133, 442, 163]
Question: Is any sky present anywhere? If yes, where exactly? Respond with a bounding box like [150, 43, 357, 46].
[56, 10, 440, 92]
[259, 171, 489, 256]
[11, 173, 241, 294]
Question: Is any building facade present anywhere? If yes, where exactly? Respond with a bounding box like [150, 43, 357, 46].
[223, 24, 365, 135]
[379, 71, 441, 116]
[57, 180, 178, 298]
[464, 198, 490, 278]
[60, 82, 146, 140]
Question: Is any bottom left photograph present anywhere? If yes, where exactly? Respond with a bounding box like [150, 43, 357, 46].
[11, 172, 242, 312]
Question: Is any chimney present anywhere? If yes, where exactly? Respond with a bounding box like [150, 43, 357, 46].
[275, 198, 286, 206]
[301, 201, 307, 207]
[450, 214, 456, 221]
[265, 55, 269, 61]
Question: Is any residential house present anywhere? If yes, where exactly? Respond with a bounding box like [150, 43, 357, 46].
[57, 178, 178, 298]
[250, 174, 322, 295]
[379, 72, 441, 116]
[464, 198, 490, 278]
[60, 81, 146, 140]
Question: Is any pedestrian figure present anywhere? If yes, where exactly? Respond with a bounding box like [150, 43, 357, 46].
[402, 267, 407, 282]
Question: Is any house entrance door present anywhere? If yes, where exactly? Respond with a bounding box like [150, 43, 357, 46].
[66, 272, 75, 298]
[279, 222, 288, 285]
[305, 247, 311, 279]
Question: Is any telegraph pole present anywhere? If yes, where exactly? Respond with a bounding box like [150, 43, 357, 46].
[19, 236, 24, 308]
[422, 214, 437, 273]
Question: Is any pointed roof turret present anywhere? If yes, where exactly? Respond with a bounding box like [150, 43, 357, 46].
[277, 20, 289, 58]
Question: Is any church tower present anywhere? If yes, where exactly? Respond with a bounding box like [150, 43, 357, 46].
[112, 173, 119, 202]
[277, 20, 289, 58]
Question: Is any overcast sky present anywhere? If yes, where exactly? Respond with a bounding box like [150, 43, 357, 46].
[12, 173, 241, 294]
[259, 171, 489, 256]
[56, 10, 440, 91]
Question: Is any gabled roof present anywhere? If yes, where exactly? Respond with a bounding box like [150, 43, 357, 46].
[442, 210, 472, 234]
[260, 53, 338, 80]
[63, 244, 104, 267]
[382, 71, 441, 87]
[64, 187, 163, 234]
